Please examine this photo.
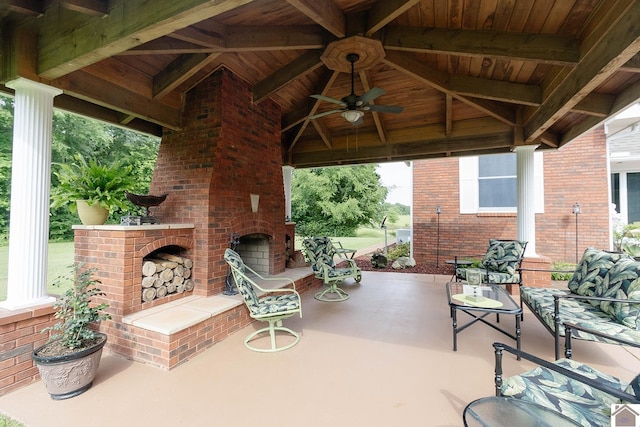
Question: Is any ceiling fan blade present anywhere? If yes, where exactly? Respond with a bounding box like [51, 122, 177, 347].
[367, 104, 404, 114]
[309, 109, 343, 120]
[360, 87, 386, 103]
[311, 94, 346, 107]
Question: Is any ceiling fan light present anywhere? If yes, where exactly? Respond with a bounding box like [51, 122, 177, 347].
[341, 110, 364, 123]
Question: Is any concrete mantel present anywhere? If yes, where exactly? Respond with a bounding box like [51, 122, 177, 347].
[72, 223, 195, 231]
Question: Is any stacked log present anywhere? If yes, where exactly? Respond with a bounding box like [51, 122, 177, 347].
[141, 253, 193, 302]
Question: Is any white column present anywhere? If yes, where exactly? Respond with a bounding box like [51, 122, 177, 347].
[515, 145, 538, 257]
[1, 79, 61, 309]
[282, 165, 294, 222]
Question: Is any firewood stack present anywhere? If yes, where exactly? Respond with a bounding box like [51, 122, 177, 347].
[141, 253, 193, 302]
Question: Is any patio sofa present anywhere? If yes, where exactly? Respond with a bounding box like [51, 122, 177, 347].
[520, 247, 640, 359]
[492, 342, 640, 427]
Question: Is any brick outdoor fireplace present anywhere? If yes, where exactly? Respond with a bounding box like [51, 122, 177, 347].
[71, 68, 312, 368]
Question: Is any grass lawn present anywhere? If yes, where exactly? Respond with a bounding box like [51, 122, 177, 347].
[0, 241, 75, 301]
[0, 215, 411, 301]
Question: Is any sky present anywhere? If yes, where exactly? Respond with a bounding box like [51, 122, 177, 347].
[376, 162, 412, 205]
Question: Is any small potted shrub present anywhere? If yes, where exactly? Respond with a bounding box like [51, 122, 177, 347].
[50, 154, 135, 225]
[32, 265, 111, 400]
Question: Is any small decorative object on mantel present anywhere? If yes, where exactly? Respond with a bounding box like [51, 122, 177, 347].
[125, 192, 168, 224]
[120, 214, 142, 226]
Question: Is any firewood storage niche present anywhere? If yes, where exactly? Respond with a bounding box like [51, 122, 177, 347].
[141, 247, 193, 303]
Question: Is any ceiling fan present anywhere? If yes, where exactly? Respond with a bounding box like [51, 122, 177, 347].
[309, 53, 404, 125]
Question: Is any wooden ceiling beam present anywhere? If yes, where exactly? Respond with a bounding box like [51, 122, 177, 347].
[60, 0, 108, 17]
[285, 0, 345, 38]
[124, 26, 325, 54]
[620, 53, 640, 73]
[168, 25, 225, 48]
[524, 1, 640, 143]
[38, 0, 256, 79]
[225, 26, 326, 51]
[384, 27, 579, 65]
[561, 77, 640, 146]
[50, 70, 182, 129]
[311, 119, 333, 149]
[153, 53, 220, 99]
[383, 51, 518, 125]
[287, 70, 341, 151]
[6, 0, 43, 16]
[253, 50, 323, 104]
[281, 70, 340, 132]
[359, 69, 387, 143]
[291, 131, 514, 168]
[366, 0, 423, 36]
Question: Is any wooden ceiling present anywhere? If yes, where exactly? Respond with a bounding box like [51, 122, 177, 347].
[2, 0, 640, 168]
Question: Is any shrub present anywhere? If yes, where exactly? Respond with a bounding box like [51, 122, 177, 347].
[387, 242, 410, 261]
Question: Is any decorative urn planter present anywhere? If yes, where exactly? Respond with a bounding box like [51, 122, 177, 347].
[32, 332, 107, 400]
[76, 200, 109, 225]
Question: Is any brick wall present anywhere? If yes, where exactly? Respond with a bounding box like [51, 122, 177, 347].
[0, 304, 55, 396]
[150, 68, 286, 296]
[413, 127, 610, 282]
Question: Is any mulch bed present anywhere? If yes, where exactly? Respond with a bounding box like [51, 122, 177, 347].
[350, 254, 454, 275]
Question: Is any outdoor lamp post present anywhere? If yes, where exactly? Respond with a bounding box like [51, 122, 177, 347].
[572, 202, 581, 263]
[436, 206, 442, 267]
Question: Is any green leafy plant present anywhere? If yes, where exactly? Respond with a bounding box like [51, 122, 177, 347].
[387, 242, 410, 261]
[550, 262, 576, 280]
[50, 154, 135, 213]
[43, 264, 111, 351]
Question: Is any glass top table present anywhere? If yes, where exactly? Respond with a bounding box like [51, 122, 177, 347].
[446, 282, 522, 357]
[463, 396, 582, 426]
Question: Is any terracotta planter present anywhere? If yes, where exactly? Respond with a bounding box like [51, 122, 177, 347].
[76, 200, 109, 225]
[32, 333, 107, 400]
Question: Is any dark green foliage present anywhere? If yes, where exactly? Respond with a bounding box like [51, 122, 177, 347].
[44, 265, 111, 350]
[551, 262, 577, 280]
[50, 154, 136, 212]
[387, 242, 410, 261]
[292, 165, 387, 237]
[0, 94, 160, 241]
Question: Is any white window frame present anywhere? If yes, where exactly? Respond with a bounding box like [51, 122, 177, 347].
[459, 153, 544, 214]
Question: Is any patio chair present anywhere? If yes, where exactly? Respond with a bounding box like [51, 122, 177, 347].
[223, 248, 302, 353]
[302, 237, 362, 302]
[455, 239, 527, 286]
[487, 342, 640, 427]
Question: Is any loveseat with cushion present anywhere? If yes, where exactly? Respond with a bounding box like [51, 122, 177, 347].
[492, 342, 640, 427]
[520, 247, 640, 359]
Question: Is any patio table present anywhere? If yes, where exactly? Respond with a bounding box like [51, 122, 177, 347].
[463, 396, 581, 426]
[446, 282, 522, 358]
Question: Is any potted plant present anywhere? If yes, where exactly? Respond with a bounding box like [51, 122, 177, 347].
[50, 154, 135, 225]
[32, 264, 111, 400]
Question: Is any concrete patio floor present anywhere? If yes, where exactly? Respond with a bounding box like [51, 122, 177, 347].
[2, 271, 640, 427]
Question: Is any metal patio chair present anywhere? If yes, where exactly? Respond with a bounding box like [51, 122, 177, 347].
[224, 248, 302, 352]
[302, 236, 362, 302]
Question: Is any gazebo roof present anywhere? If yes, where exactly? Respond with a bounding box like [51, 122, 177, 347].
[2, 0, 640, 167]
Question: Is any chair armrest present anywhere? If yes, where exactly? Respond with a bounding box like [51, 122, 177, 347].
[554, 293, 640, 305]
[240, 262, 297, 291]
[492, 342, 640, 403]
[332, 240, 357, 258]
[564, 322, 640, 348]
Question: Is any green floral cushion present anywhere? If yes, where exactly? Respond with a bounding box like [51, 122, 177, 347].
[521, 286, 640, 343]
[500, 358, 627, 427]
[567, 247, 632, 298]
[481, 239, 526, 275]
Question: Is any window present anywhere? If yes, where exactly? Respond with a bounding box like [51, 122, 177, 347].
[478, 153, 517, 210]
[459, 152, 544, 214]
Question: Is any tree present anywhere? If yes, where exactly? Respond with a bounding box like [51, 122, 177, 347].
[0, 94, 160, 242]
[291, 165, 387, 236]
